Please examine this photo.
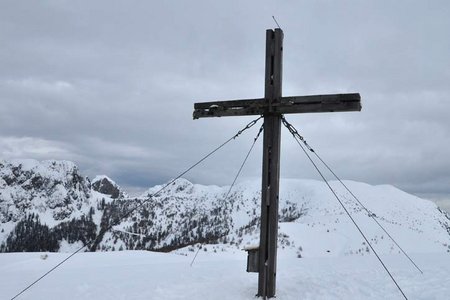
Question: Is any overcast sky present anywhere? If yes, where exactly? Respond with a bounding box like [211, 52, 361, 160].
[1, 1, 449, 202]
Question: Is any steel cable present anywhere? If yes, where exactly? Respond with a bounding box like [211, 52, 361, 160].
[281, 116, 423, 274]
[190, 123, 264, 266]
[282, 116, 409, 300]
[10, 116, 262, 300]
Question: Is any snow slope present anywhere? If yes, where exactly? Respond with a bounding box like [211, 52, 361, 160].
[139, 178, 450, 256]
[1, 250, 449, 300]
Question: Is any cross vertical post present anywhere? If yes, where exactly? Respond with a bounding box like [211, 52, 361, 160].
[258, 28, 283, 298]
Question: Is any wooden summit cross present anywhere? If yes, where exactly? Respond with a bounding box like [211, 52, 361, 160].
[193, 28, 361, 298]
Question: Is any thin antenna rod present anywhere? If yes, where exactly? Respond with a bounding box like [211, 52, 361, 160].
[272, 16, 282, 29]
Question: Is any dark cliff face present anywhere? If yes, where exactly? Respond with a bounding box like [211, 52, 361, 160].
[92, 177, 121, 199]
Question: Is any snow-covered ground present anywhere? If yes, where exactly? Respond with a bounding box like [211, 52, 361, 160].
[1, 248, 449, 300]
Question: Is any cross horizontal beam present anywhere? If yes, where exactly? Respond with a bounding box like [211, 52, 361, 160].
[193, 93, 361, 119]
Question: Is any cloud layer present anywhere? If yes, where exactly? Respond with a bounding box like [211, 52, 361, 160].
[1, 1, 449, 200]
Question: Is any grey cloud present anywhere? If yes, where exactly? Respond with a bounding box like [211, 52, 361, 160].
[0, 0, 449, 205]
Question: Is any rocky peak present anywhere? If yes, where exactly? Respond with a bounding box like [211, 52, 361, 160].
[91, 175, 124, 199]
[0, 159, 91, 222]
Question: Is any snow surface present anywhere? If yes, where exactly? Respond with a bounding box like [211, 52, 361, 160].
[1, 249, 449, 300]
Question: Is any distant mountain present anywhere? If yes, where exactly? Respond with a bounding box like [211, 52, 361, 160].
[1, 159, 449, 256]
[92, 175, 127, 199]
[0, 159, 91, 223]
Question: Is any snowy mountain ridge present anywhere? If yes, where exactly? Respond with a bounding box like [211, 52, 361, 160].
[0, 159, 91, 224]
[1, 159, 449, 257]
